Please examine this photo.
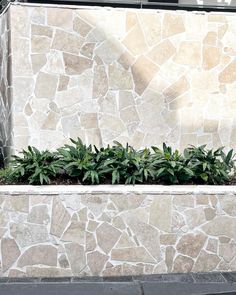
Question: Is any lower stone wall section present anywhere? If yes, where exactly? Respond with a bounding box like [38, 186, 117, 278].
[0, 186, 235, 277]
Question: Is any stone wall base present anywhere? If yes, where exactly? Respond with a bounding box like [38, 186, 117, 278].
[0, 185, 235, 277]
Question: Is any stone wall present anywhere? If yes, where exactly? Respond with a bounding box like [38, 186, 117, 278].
[10, 4, 236, 153]
[0, 7, 12, 166]
[0, 186, 235, 277]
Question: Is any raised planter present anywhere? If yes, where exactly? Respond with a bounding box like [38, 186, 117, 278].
[0, 185, 235, 278]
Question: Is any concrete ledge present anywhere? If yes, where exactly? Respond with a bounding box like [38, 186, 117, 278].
[0, 185, 236, 195]
[0, 185, 235, 277]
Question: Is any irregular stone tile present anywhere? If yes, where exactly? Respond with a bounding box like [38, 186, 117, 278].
[28, 205, 50, 225]
[26, 267, 72, 277]
[173, 195, 194, 208]
[42, 111, 60, 130]
[150, 196, 172, 232]
[203, 31, 217, 46]
[31, 54, 47, 74]
[131, 56, 159, 95]
[123, 263, 144, 276]
[176, 232, 207, 258]
[86, 232, 96, 252]
[103, 265, 123, 277]
[162, 13, 185, 38]
[10, 223, 49, 248]
[174, 41, 201, 67]
[96, 222, 121, 254]
[122, 24, 148, 56]
[184, 208, 206, 229]
[80, 113, 98, 129]
[12, 38, 32, 75]
[109, 63, 133, 90]
[203, 46, 220, 70]
[65, 243, 86, 275]
[153, 261, 167, 274]
[219, 243, 236, 263]
[58, 75, 69, 92]
[17, 245, 57, 267]
[95, 38, 123, 64]
[160, 234, 177, 245]
[93, 65, 108, 99]
[31, 24, 53, 37]
[47, 8, 73, 29]
[165, 246, 175, 272]
[73, 16, 92, 37]
[206, 238, 218, 253]
[87, 220, 99, 232]
[59, 254, 70, 269]
[138, 12, 162, 47]
[78, 207, 87, 222]
[110, 194, 144, 212]
[81, 194, 108, 218]
[112, 216, 126, 230]
[62, 220, 86, 244]
[8, 269, 26, 278]
[111, 247, 155, 263]
[51, 29, 83, 55]
[193, 250, 220, 272]
[202, 216, 236, 240]
[171, 211, 185, 233]
[219, 59, 236, 84]
[87, 251, 109, 275]
[4, 195, 29, 213]
[63, 52, 93, 75]
[1, 238, 20, 272]
[100, 113, 126, 139]
[45, 50, 64, 74]
[80, 42, 95, 59]
[118, 51, 135, 69]
[204, 208, 216, 221]
[148, 40, 176, 66]
[31, 36, 51, 54]
[35, 71, 58, 99]
[120, 106, 139, 125]
[116, 232, 136, 248]
[126, 11, 138, 32]
[163, 76, 189, 103]
[173, 255, 194, 273]
[219, 195, 236, 216]
[50, 197, 71, 238]
[122, 214, 160, 261]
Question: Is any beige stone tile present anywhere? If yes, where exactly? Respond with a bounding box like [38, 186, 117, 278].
[148, 39, 176, 66]
[174, 41, 201, 67]
[51, 29, 83, 55]
[31, 24, 53, 38]
[63, 52, 93, 75]
[31, 36, 51, 54]
[122, 24, 148, 56]
[34, 72, 58, 99]
[131, 56, 159, 95]
[73, 16, 92, 37]
[203, 46, 220, 70]
[47, 7, 73, 29]
[162, 13, 185, 38]
[31, 54, 47, 74]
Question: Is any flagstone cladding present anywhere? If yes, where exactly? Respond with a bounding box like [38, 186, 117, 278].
[0, 7, 12, 165]
[8, 4, 236, 153]
[0, 185, 235, 277]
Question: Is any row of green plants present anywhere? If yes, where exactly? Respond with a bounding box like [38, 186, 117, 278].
[0, 138, 235, 185]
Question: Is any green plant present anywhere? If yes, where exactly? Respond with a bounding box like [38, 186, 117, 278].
[184, 145, 235, 184]
[57, 138, 101, 184]
[9, 147, 61, 184]
[151, 143, 194, 184]
[1, 138, 235, 186]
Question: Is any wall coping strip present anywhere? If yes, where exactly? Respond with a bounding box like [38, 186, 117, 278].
[10, 2, 236, 16]
[0, 185, 236, 195]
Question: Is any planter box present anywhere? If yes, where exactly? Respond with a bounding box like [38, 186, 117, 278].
[0, 185, 235, 278]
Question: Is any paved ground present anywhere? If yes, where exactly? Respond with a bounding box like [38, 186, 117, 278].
[0, 273, 235, 295]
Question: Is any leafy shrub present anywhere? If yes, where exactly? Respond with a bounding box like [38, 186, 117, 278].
[184, 145, 235, 184]
[9, 146, 61, 184]
[0, 139, 235, 185]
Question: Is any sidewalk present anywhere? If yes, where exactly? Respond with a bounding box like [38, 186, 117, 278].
[0, 273, 235, 295]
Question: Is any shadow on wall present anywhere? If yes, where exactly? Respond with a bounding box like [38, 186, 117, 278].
[0, 6, 13, 167]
